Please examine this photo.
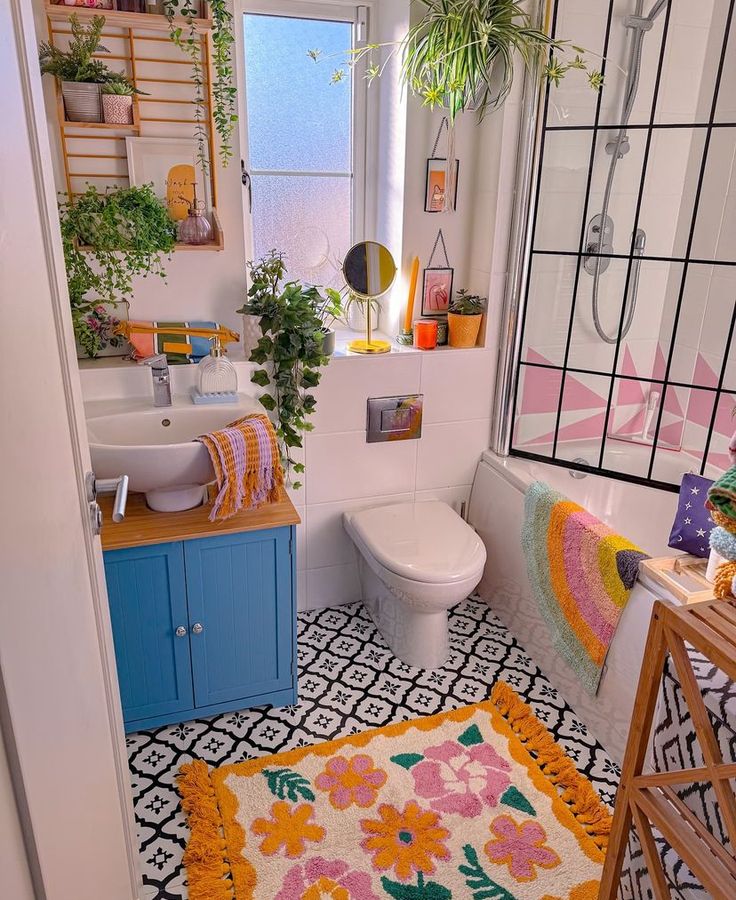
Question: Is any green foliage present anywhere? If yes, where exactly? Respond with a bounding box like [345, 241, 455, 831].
[237, 251, 333, 486]
[311, 0, 602, 121]
[262, 768, 315, 802]
[381, 873, 452, 900]
[101, 79, 137, 96]
[449, 289, 486, 316]
[38, 13, 112, 84]
[59, 184, 177, 355]
[459, 845, 516, 900]
[163, 0, 237, 169]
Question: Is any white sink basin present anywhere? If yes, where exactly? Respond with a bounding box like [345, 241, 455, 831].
[86, 395, 261, 511]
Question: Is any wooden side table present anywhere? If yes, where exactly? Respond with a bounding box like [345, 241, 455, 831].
[600, 598, 736, 898]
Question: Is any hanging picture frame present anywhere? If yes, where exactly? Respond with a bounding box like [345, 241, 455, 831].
[421, 229, 454, 317]
[425, 158, 460, 213]
[425, 117, 459, 213]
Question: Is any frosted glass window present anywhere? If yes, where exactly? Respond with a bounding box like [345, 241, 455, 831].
[243, 12, 355, 284]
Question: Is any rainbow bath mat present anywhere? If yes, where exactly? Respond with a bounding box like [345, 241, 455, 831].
[178, 682, 611, 899]
[522, 481, 649, 694]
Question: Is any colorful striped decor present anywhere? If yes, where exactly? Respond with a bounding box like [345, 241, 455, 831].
[522, 481, 649, 695]
[178, 683, 611, 900]
[118, 320, 240, 364]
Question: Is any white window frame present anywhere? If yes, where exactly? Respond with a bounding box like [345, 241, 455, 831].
[236, 0, 372, 267]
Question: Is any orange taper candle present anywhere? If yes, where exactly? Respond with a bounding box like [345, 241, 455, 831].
[403, 256, 420, 333]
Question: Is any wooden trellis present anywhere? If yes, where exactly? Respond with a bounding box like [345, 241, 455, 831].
[45, 3, 222, 249]
[600, 597, 736, 898]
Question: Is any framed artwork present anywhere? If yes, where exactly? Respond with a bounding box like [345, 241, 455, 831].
[421, 267, 454, 317]
[125, 137, 210, 221]
[425, 158, 459, 212]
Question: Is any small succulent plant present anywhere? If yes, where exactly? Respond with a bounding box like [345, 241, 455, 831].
[449, 289, 487, 316]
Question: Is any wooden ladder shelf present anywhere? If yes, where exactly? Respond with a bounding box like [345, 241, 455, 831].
[601, 598, 736, 899]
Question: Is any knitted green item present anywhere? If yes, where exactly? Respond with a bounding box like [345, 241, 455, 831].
[708, 466, 736, 522]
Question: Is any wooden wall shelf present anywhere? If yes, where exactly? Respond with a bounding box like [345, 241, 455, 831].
[46, 2, 223, 251]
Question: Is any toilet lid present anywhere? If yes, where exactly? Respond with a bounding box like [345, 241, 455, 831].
[347, 501, 486, 584]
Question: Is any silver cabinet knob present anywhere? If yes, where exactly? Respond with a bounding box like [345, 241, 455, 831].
[175, 626, 187, 638]
[191, 623, 204, 635]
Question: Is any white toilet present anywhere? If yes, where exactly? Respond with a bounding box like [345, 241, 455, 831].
[344, 500, 487, 668]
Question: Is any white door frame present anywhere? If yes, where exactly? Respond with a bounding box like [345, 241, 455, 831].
[1, 1, 140, 896]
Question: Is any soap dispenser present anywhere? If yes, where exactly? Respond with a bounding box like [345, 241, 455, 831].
[192, 337, 238, 403]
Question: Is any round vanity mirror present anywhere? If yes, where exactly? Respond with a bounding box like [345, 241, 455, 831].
[342, 241, 396, 354]
[343, 241, 397, 300]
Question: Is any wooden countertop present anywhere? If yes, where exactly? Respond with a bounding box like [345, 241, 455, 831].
[100, 490, 301, 551]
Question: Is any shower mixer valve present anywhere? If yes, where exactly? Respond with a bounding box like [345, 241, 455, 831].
[584, 214, 614, 275]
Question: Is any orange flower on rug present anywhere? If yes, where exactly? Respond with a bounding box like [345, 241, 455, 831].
[178, 682, 612, 900]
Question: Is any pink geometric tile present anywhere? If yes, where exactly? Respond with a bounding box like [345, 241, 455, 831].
[693, 353, 718, 389]
[561, 373, 608, 412]
[518, 362, 562, 415]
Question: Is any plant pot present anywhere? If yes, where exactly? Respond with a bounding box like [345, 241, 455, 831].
[346, 299, 380, 332]
[242, 313, 261, 360]
[62, 81, 102, 123]
[447, 312, 482, 348]
[320, 327, 336, 356]
[102, 94, 133, 125]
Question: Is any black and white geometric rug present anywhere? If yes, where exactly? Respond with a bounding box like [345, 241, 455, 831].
[128, 597, 621, 900]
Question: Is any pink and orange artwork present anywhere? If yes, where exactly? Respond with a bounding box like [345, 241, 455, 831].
[421, 267, 454, 317]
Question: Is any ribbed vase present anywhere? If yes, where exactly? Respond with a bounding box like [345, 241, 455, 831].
[62, 82, 102, 123]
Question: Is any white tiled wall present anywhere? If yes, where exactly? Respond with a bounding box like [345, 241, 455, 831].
[296, 348, 494, 611]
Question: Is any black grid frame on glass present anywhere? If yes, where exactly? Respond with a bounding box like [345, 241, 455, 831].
[508, 0, 736, 492]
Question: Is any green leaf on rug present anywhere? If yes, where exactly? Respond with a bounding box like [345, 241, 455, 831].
[262, 768, 315, 802]
[381, 875, 451, 899]
[390, 753, 424, 769]
[500, 785, 536, 816]
[457, 724, 484, 747]
[459, 845, 517, 900]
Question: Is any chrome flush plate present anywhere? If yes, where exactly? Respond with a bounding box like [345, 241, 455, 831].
[366, 395, 423, 443]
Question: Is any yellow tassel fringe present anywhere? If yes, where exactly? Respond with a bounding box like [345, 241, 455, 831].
[490, 681, 613, 852]
[177, 760, 234, 900]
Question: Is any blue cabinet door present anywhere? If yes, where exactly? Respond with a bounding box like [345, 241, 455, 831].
[104, 543, 194, 723]
[184, 527, 294, 708]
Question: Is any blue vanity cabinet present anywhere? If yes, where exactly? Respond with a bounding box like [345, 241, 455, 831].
[184, 528, 295, 709]
[103, 542, 194, 724]
[102, 515, 297, 733]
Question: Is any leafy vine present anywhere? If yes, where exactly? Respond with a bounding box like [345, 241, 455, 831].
[163, 0, 237, 169]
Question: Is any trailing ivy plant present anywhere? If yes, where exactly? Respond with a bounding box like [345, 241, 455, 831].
[59, 184, 177, 356]
[236, 251, 339, 488]
[163, 0, 237, 170]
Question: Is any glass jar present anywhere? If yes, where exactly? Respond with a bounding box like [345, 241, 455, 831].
[178, 207, 213, 246]
[413, 318, 438, 350]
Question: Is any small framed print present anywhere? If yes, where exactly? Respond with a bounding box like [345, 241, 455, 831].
[425, 158, 459, 213]
[421, 267, 454, 317]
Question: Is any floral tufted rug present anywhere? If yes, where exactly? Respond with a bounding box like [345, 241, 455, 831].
[178, 682, 611, 900]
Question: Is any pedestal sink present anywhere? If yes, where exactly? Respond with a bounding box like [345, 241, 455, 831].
[86, 395, 261, 512]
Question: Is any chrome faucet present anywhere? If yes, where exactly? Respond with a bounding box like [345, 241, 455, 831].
[141, 354, 172, 407]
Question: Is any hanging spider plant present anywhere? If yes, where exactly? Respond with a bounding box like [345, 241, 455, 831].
[313, 0, 602, 122]
[401, 0, 602, 122]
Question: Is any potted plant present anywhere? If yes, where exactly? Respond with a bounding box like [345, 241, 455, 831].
[447, 289, 486, 348]
[315, 288, 344, 356]
[59, 183, 177, 356]
[38, 14, 115, 123]
[236, 251, 335, 487]
[101, 79, 137, 125]
[343, 291, 381, 334]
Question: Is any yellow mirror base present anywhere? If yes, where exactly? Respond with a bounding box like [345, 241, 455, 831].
[347, 339, 392, 355]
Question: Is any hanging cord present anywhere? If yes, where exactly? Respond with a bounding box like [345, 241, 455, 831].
[427, 229, 451, 269]
[431, 116, 449, 157]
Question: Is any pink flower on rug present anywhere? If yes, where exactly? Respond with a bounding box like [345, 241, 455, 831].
[276, 857, 381, 900]
[411, 740, 512, 817]
[315, 754, 387, 810]
[484, 814, 561, 882]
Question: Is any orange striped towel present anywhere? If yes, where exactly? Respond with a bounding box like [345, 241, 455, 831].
[196, 414, 284, 521]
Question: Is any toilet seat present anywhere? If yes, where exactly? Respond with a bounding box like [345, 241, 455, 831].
[345, 500, 486, 585]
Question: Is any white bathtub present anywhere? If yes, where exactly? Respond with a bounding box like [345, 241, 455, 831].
[467, 448, 683, 764]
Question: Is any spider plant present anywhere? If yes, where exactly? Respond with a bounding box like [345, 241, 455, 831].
[313, 0, 602, 122]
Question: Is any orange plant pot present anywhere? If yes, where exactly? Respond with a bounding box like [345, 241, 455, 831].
[447, 312, 482, 348]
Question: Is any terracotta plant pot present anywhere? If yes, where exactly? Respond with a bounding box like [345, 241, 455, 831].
[62, 81, 102, 123]
[102, 94, 133, 125]
[447, 312, 482, 348]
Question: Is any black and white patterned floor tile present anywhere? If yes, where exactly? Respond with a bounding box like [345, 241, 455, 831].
[129, 597, 621, 900]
